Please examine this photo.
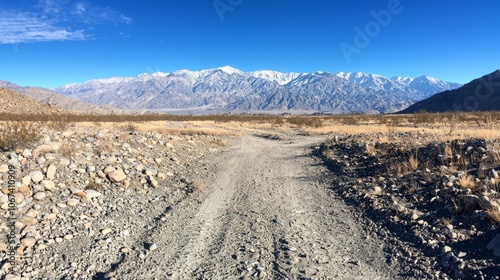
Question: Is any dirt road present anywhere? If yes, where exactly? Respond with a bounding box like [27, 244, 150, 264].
[111, 133, 402, 279]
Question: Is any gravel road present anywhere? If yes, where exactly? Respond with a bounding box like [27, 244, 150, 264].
[110, 133, 403, 279]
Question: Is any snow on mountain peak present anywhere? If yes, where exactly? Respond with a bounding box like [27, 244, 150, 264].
[216, 66, 243, 75]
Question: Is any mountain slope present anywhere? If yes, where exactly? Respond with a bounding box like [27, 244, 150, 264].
[55, 67, 461, 113]
[398, 70, 500, 113]
[0, 81, 119, 114]
[0, 87, 66, 114]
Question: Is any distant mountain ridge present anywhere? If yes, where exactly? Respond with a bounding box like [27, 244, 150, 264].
[55, 66, 462, 113]
[0, 81, 120, 114]
[398, 70, 500, 113]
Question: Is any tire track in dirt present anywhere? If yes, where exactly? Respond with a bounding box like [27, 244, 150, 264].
[112, 133, 404, 279]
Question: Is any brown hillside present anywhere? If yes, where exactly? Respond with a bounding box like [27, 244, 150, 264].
[0, 87, 66, 114]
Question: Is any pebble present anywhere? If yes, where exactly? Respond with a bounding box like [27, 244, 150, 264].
[0, 164, 9, 173]
[101, 228, 112, 235]
[108, 169, 126, 182]
[442, 246, 452, 254]
[46, 164, 57, 180]
[41, 180, 55, 190]
[29, 171, 44, 183]
[67, 199, 80, 207]
[21, 237, 36, 247]
[33, 192, 47, 200]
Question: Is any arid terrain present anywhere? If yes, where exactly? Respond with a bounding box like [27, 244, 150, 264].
[0, 113, 500, 280]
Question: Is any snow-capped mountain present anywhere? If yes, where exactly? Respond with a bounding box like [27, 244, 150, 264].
[55, 66, 461, 113]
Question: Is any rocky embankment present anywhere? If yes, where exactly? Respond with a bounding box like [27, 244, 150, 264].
[0, 125, 228, 280]
[316, 134, 500, 279]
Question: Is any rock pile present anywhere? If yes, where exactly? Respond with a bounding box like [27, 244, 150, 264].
[0, 125, 227, 279]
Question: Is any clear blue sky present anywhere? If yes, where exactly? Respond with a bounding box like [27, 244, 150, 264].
[0, 0, 499, 88]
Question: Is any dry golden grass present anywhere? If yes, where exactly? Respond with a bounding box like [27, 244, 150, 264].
[459, 174, 476, 190]
[408, 151, 419, 171]
[2, 111, 500, 143]
[439, 217, 454, 226]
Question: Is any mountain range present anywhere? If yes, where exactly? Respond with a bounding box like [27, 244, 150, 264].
[55, 66, 462, 114]
[398, 70, 500, 113]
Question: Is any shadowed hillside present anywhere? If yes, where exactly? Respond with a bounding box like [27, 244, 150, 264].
[398, 70, 500, 113]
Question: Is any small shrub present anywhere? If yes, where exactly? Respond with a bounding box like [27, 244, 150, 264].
[123, 122, 138, 133]
[0, 121, 39, 151]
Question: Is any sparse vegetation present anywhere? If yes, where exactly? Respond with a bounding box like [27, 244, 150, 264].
[0, 121, 39, 151]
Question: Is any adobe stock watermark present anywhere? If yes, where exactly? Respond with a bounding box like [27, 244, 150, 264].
[339, 0, 405, 63]
[213, 0, 243, 21]
[6, 164, 19, 276]
[448, 71, 500, 112]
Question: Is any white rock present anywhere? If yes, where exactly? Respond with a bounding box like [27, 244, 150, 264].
[0, 193, 8, 204]
[33, 192, 47, 200]
[442, 246, 452, 253]
[0, 164, 8, 173]
[101, 228, 112, 235]
[21, 237, 36, 247]
[67, 199, 80, 207]
[21, 175, 31, 185]
[22, 149, 32, 158]
[103, 166, 116, 174]
[85, 190, 102, 199]
[29, 171, 44, 183]
[148, 243, 158, 251]
[41, 180, 55, 190]
[108, 169, 126, 182]
[59, 158, 71, 167]
[46, 164, 57, 180]
[86, 165, 96, 173]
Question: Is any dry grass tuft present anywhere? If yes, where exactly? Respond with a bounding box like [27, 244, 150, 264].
[439, 217, 454, 226]
[487, 208, 500, 225]
[408, 151, 419, 171]
[459, 174, 475, 190]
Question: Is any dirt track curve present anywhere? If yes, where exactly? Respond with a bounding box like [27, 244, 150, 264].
[110, 133, 403, 279]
